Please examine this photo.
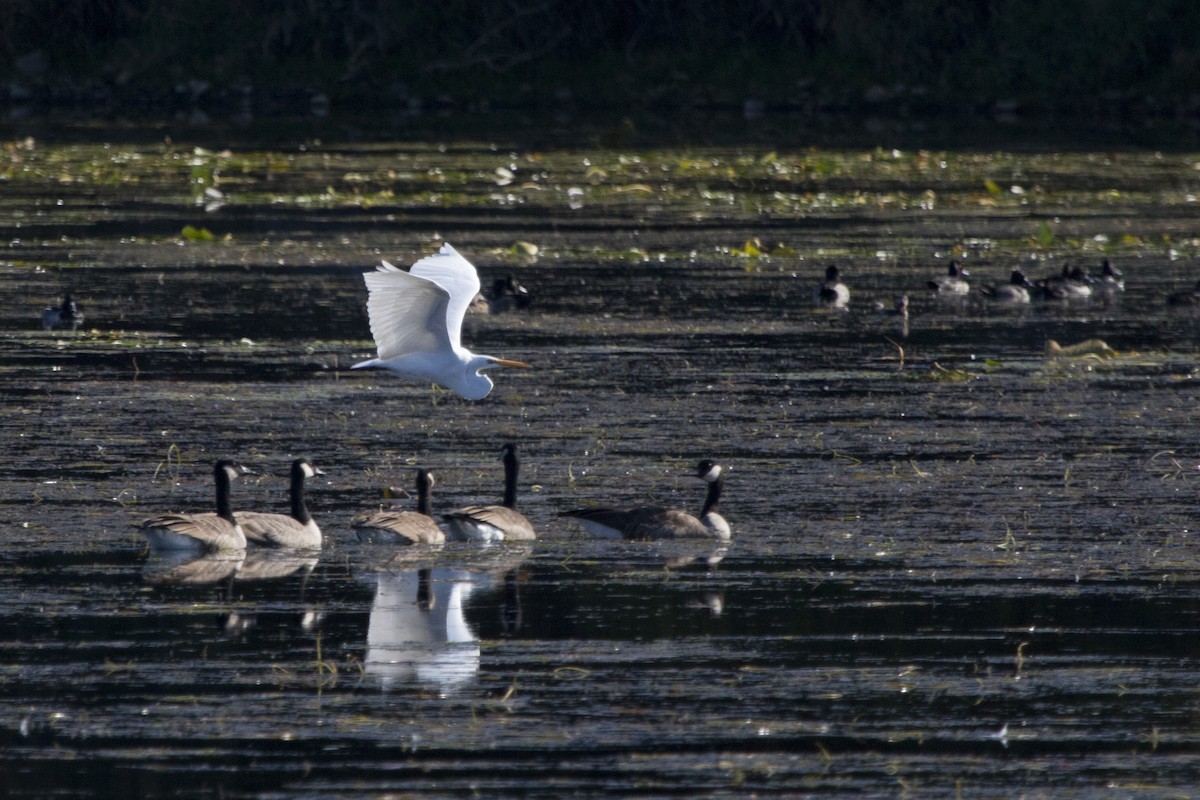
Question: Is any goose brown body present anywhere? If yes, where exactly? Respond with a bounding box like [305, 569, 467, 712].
[355, 468, 445, 545]
[444, 444, 536, 542]
[561, 460, 731, 541]
[139, 459, 250, 552]
[237, 458, 324, 549]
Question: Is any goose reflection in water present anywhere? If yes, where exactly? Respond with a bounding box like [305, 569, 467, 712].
[144, 549, 318, 588]
[144, 549, 321, 639]
[142, 550, 245, 587]
[235, 549, 319, 584]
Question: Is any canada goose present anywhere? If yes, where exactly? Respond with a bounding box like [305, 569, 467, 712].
[981, 270, 1035, 304]
[929, 261, 969, 295]
[814, 266, 850, 308]
[41, 293, 82, 330]
[355, 468, 446, 545]
[139, 459, 251, 552]
[560, 459, 732, 541]
[237, 458, 324, 549]
[444, 443, 536, 542]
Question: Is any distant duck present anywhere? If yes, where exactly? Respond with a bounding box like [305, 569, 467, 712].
[1035, 265, 1092, 300]
[1098, 259, 1124, 294]
[355, 468, 446, 545]
[486, 276, 532, 314]
[1166, 279, 1200, 307]
[139, 459, 252, 552]
[444, 443, 536, 542]
[874, 295, 909, 317]
[928, 261, 970, 295]
[237, 458, 324, 549]
[981, 269, 1035, 304]
[41, 293, 82, 330]
[814, 266, 850, 308]
[560, 459, 731, 541]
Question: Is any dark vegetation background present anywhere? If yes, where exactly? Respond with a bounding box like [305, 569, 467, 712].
[2, 1, 1200, 125]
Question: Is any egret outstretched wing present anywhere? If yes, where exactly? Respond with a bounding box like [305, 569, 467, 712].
[362, 262, 453, 360]
[407, 243, 481, 351]
[356, 243, 530, 399]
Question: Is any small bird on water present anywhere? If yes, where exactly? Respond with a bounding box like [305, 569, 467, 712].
[41, 293, 83, 330]
[814, 266, 850, 308]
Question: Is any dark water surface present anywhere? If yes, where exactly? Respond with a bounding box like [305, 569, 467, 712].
[3, 130, 1200, 797]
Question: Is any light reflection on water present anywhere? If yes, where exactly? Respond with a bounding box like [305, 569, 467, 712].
[2, 135, 1200, 797]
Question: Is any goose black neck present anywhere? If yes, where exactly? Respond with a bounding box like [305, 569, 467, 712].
[416, 471, 432, 516]
[701, 475, 723, 516]
[502, 449, 519, 509]
[290, 464, 312, 523]
[215, 464, 235, 522]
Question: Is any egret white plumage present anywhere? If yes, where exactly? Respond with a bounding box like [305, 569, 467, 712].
[353, 243, 532, 400]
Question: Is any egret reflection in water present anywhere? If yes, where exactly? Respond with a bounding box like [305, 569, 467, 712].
[365, 568, 484, 694]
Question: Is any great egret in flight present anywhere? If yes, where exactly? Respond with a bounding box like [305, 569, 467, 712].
[353, 243, 531, 399]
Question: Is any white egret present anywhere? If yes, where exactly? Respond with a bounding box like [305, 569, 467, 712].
[236, 458, 324, 549]
[560, 460, 731, 541]
[353, 243, 531, 400]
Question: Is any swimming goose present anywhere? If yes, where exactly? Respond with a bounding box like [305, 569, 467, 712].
[355, 468, 446, 545]
[139, 459, 251, 552]
[814, 266, 850, 308]
[560, 459, 732, 541]
[41, 293, 83, 330]
[237, 458, 324, 549]
[981, 269, 1035, 304]
[444, 443, 536, 542]
[929, 261, 969, 295]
